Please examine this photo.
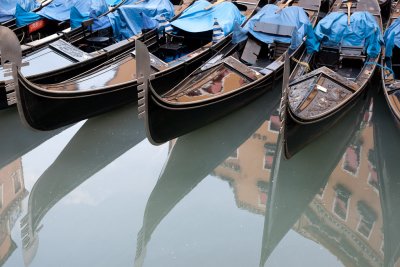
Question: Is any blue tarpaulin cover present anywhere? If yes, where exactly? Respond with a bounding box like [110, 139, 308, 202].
[384, 17, 400, 57]
[70, 0, 110, 29]
[16, 0, 79, 26]
[106, 0, 174, 40]
[106, 0, 123, 6]
[170, 0, 245, 36]
[232, 4, 310, 50]
[306, 11, 382, 58]
[0, 0, 39, 22]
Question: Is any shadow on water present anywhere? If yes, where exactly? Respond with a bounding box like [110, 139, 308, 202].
[374, 90, 400, 267]
[260, 87, 374, 266]
[134, 83, 282, 267]
[0, 107, 63, 169]
[20, 104, 145, 266]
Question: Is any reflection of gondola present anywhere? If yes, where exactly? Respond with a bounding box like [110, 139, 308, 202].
[134, 84, 281, 266]
[0, 107, 61, 169]
[20, 104, 145, 266]
[260, 90, 371, 266]
[374, 92, 400, 267]
[283, 0, 382, 158]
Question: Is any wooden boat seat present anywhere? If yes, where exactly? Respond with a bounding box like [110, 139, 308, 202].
[241, 22, 294, 64]
[339, 45, 366, 63]
[269, 41, 290, 59]
[252, 22, 295, 38]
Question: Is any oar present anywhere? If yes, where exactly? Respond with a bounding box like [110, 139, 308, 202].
[275, 0, 294, 14]
[204, 0, 226, 10]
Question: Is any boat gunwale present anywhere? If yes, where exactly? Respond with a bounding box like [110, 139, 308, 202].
[287, 1, 383, 125]
[146, 0, 322, 107]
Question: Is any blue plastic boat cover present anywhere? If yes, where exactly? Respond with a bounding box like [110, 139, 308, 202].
[170, 0, 245, 36]
[384, 17, 400, 57]
[70, 0, 110, 29]
[16, 0, 79, 27]
[106, 0, 174, 40]
[232, 4, 310, 50]
[306, 12, 382, 58]
[0, 0, 39, 22]
[106, 0, 123, 6]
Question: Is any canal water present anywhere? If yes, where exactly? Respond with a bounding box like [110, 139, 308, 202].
[0, 80, 399, 267]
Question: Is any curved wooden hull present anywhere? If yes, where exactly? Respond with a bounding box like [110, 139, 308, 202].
[17, 72, 139, 130]
[146, 72, 276, 144]
[1, 30, 157, 109]
[284, 86, 370, 158]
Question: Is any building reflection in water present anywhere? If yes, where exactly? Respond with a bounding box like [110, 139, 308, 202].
[0, 159, 27, 266]
[134, 87, 282, 267]
[212, 109, 280, 215]
[213, 92, 387, 267]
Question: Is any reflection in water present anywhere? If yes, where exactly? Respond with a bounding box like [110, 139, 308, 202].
[134, 85, 282, 267]
[374, 92, 400, 267]
[19, 105, 145, 266]
[214, 89, 385, 266]
[0, 107, 62, 170]
[0, 159, 27, 266]
[0, 85, 399, 266]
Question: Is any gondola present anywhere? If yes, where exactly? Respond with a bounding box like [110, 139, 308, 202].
[138, 0, 322, 145]
[381, 0, 400, 127]
[134, 85, 281, 267]
[259, 90, 372, 265]
[0, 0, 189, 109]
[373, 89, 400, 267]
[283, 0, 383, 158]
[15, 0, 261, 130]
[20, 104, 145, 265]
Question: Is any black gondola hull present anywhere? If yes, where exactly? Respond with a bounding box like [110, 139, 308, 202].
[284, 88, 369, 158]
[1, 31, 158, 109]
[17, 73, 139, 130]
[146, 75, 275, 144]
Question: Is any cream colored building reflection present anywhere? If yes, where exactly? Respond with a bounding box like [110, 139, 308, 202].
[0, 159, 27, 265]
[213, 105, 385, 267]
[213, 111, 280, 215]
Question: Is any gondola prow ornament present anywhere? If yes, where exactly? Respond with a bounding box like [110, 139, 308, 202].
[0, 25, 27, 106]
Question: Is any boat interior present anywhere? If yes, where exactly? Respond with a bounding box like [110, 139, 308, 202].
[160, 0, 321, 103]
[162, 31, 291, 103]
